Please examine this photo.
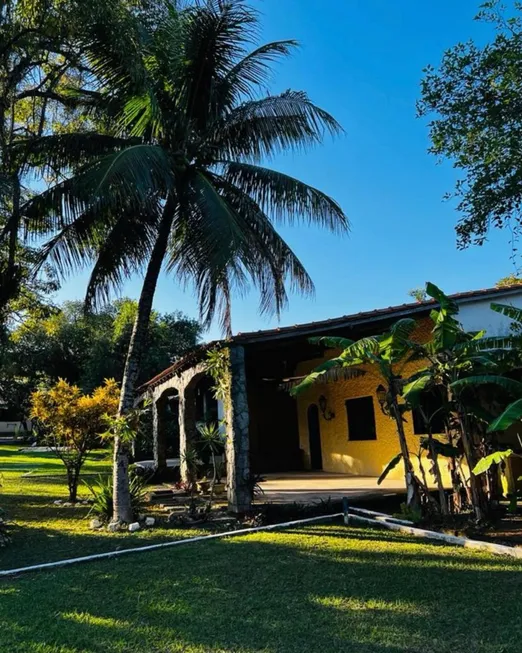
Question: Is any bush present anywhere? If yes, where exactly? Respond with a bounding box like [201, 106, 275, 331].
[84, 471, 147, 522]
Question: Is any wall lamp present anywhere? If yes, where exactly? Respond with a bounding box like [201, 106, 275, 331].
[318, 395, 335, 421]
[375, 384, 389, 415]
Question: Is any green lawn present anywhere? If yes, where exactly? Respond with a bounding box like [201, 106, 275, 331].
[1, 523, 522, 652]
[2, 445, 522, 652]
[0, 445, 206, 570]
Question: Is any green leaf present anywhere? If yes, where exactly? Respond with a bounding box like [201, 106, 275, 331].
[488, 399, 522, 432]
[309, 336, 354, 350]
[402, 374, 432, 406]
[420, 438, 459, 458]
[473, 450, 513, 476]
[426, 282, 458, 314]
[452, 375, 522, 396]
[491, 302, 522, 325]
[377, 453, 402, 485]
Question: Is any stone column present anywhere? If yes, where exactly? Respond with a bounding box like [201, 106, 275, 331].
[152, 394, 167, 477]
[179, 385, 197, 483]
[226, 345, 251, 514]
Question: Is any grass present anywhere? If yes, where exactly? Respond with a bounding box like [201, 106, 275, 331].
[1, 523, 522, 652]
[2, 446, 522, 652]
[0, 445, 207, 570]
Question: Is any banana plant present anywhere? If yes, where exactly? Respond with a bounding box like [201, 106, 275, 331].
[401, 282, 513, 520]
[291, 319, 428, 509]
[450, 301, 522, 489]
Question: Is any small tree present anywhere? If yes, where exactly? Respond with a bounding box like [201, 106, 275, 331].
[30, 379, 119, 501]
[197, 421, 226, 512]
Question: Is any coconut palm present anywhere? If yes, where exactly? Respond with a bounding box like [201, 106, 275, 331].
[23, 0, 348, 521]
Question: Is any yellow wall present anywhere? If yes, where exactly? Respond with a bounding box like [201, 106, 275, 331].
[295, 318, 455, 485]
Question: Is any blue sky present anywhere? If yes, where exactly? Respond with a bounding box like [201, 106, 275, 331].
[57, 0, 514, 339]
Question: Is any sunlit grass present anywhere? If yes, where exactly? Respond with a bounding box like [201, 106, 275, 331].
[0, 445, 206, 569]
[0, 523, 521, 652]
[2, 446, 522, 652]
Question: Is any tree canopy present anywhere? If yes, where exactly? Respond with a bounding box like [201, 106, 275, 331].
[419, 1, 522, 248]
[0, 298, 201, 422]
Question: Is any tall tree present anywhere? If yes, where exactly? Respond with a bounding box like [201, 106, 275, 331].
[26, 0, 349, 521]
[418, 1, 522, 249]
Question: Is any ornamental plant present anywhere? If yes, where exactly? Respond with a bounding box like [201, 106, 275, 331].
[30, 379, 119, 501]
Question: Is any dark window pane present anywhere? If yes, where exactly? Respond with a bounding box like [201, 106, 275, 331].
[412, 389, 445, 435]
[345, 396, 377, 441]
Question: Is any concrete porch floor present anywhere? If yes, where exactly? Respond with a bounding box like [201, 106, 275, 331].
[258, 471, 406, 504]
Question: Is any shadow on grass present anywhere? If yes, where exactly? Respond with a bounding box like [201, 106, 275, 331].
[1, 524, 522, 653]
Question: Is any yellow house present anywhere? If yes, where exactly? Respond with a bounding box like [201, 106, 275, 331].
[141, 285, 522, 512]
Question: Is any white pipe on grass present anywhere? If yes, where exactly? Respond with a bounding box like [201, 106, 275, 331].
[0, 512, 344, 578]
[348, 513, 522, 559]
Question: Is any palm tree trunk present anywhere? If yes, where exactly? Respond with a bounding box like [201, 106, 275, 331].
[112, 198, 175, 523]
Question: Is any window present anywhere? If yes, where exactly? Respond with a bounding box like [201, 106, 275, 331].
[345, 396, 377, 441]
[412, 389, 445, 435]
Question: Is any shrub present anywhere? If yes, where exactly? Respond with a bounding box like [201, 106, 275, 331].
[31, 379, 119, 501]
[84, 471, 147, 522]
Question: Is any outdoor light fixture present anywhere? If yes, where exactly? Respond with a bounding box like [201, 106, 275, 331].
[318, 395, 335, 421]
[376, 384, 388, 415]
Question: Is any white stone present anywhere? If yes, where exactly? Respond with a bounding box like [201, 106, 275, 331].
[90, 519, 102, 529]
[108, 521, 120, 532]
[128, 522, 141, 532]
[145, 517, 155, 527]
[63, 502, 72, 507]
[53, 500, 62, 505]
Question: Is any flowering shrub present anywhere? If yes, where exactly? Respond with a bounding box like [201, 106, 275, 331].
[30, 379, 119, 501]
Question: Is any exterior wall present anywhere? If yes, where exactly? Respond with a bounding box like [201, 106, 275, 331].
[0, 420, 31, 434]
[458, 291, 522, 335]
[295, 318, 453, 484]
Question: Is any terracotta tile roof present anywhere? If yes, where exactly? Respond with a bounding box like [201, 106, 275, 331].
[139, 284, 522, 391]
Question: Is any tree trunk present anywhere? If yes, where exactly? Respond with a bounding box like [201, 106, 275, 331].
[456, 405, 489, 522]
[112, 199, 175, 523]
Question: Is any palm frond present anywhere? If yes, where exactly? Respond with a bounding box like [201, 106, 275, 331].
[85, 201, 161, 309]
[222, 161, 348, 232]
[215, 40, 298, 105]
[22, 133, 133, 176]
[212, 90, 342, 161]
[178, 0, 258, 129]
[23, 145, 173, 234]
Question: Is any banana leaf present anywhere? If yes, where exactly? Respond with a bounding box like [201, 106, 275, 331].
[473, 449, 513, 476]
[377, 453, 402, 485]
[488, 399, 522, 432]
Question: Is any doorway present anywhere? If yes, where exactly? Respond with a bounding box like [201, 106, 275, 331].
[307, 404, 323, 470]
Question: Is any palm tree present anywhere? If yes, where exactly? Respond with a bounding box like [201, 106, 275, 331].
[24, 0, 349, 521]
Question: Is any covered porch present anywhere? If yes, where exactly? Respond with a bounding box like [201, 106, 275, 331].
[259, 471, 406, 504]
[140, 306, 416, 514]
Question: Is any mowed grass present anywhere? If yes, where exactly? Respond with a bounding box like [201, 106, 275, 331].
[0, 445, 206, 570]
[1, 523, 522, 653]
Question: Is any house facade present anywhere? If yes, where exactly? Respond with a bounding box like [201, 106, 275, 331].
[139, 285, 522, 513]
